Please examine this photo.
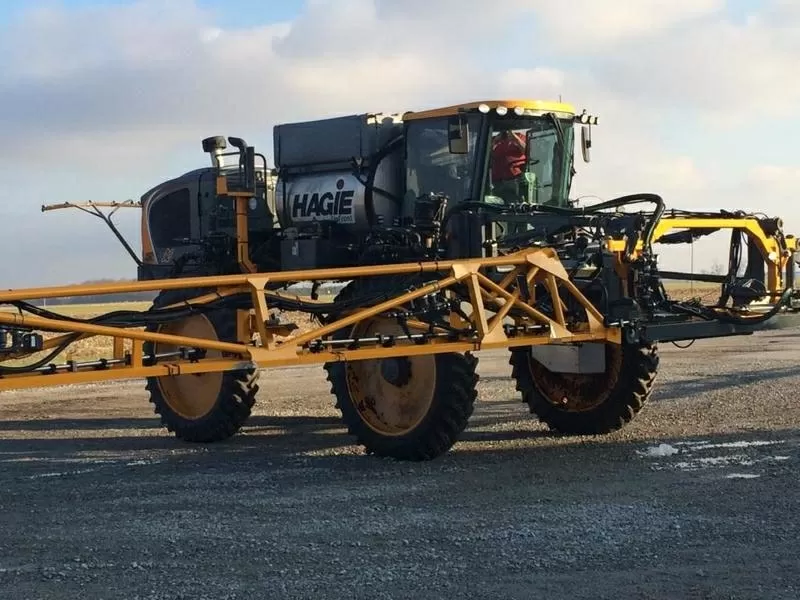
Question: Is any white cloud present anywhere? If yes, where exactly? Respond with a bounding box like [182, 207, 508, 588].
[499, 68, 568, 99]
[4, 0, 211, 79]
[575, 1, 800, 124]
[0, 0, 798, 286]
[735, 166, 800, 232]
[0, 0, 479, 174]
[373, 0, 523, 31]
[746, 165, 800, 189]
[524, 0, 725, 50]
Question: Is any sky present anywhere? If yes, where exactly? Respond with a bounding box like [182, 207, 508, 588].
[0, 0, 798, 287]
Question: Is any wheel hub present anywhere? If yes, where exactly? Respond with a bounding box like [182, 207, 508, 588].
[343, 318, 437, 436]
[380, 357, 412, 387]
[154, 314, 223, 420]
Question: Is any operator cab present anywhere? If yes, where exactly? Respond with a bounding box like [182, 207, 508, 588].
[401, 100, 595, 257]
[402, 101, 588, 210]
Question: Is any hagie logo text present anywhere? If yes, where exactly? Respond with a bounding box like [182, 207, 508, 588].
[291, 178, 355, 223]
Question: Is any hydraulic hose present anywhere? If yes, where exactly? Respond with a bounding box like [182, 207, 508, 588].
[0, 333, 82, 374]
[711, 287, 794, 326]
[580, 193, 665, 251]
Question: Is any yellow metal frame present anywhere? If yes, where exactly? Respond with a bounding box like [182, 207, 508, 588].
[215, 174, 257, 273]
[0, 248, 620, 392]
[606, 215, 797, 297]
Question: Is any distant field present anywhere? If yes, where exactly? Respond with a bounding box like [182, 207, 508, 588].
[25, 301, 154, 317]
[662, 281, 721, 302]
[0, 302, 153, 365]
[0, 299, 318, 366]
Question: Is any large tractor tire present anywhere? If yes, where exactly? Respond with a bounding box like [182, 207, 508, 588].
[143, 289, 259, 443]
[509, 341, 658, 435]
[323, 277, 479, 461]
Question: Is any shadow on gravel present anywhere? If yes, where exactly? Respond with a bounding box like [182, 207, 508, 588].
[0, 417, 162, 431]
[650, 365, 798, 402]
[3, 423, 797, 482]
[0, 414, 353, 463]
[0, 414, 344, 432]
[0, 417, 551, 467]
[1, 398, 798, 482]
[460, 428, 552, 444]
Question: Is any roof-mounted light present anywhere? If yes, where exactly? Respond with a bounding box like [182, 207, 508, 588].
[495, 106, 508, 116]
[576, 110, 598, 125]
[513, 106, 525, 116]
[478, 103, 491, 114]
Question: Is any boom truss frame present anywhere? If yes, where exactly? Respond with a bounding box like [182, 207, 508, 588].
[0, 248, 619, 391]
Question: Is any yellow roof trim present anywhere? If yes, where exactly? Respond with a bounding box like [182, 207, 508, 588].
[402, 99, 576, 121]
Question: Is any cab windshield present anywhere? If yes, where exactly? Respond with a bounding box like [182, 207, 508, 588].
[403, 112, 574, 209]
[485, 114, 574, 207]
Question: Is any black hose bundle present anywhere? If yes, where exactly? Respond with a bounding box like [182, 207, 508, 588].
[481, 192, 666, 255]
[0, 332, 83, 374]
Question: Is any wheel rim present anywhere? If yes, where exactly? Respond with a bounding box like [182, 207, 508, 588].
[527, 343, 624, 412]
[154, 314, 224, 420]
[344, 319, 436, 436]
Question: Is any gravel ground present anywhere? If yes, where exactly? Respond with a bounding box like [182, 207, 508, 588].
[1, 330, 799, 599]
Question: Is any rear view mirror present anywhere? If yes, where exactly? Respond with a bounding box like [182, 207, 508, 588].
[581, 125, 592, 163]
[448, 116, 470, 154]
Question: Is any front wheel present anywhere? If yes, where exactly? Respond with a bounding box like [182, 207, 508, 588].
[509, 341, 659, 435]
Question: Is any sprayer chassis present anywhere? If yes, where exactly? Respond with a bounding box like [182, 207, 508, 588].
[1, 213, 799, 460]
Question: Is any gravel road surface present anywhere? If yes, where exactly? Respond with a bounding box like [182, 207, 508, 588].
[1, 330, 799, 599]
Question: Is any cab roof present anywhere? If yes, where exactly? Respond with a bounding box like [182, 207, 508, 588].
[402, 99, 576, 121]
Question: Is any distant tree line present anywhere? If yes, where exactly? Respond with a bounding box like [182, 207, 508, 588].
[31, 279, 158, 306]
[26, 279, 348, 307]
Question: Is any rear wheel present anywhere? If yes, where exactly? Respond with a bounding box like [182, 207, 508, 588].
[144, 289, 259, 442]
[323, 278, 478, 460]
[509, 341, 658, 435]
